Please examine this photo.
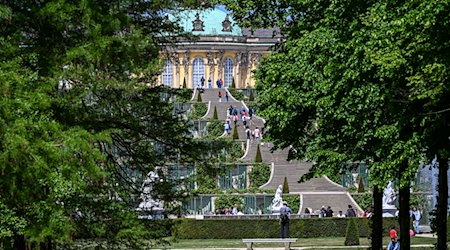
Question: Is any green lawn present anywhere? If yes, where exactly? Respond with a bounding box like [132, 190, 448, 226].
[154, 236, 437, 249]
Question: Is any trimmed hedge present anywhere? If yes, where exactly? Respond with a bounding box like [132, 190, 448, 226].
[173, 217, 407, 239]
[173, 217, 403, 239]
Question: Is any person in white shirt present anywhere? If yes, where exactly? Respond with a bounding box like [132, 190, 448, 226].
[337, 210, 346, 217]
[254, 127, 260, 140]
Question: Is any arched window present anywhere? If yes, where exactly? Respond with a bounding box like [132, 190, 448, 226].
[162, 59, 173, 87]
[223, 57, 234, 87]
[192, 57, 205, 88]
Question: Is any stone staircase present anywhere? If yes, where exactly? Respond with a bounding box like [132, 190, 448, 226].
[193, 88, 362, 215]
[198, 88, 264, 140]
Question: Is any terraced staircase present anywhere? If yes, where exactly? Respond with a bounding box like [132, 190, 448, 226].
[195, 88, 362, 215]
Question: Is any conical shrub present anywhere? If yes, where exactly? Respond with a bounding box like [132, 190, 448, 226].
[231, 77, 236, 88]
[344, 218, 360, 246]
[249, 91, 254, 101]
[212, 106, 218, 120]
[182, 77, 187, 88]
[282, 176, 290, 194]
[197, 92, 202, 102]
[232, 126, 239, 140]
[357, 177, 365, 193]
[254, 144, 262, 163]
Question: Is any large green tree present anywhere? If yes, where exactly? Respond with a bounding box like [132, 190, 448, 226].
[0, 1, 214, 249]
[222, 0, 450, 249]
[360, 2, 450, 248]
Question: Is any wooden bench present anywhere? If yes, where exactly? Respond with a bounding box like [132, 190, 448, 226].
[242, 238, 298, 250]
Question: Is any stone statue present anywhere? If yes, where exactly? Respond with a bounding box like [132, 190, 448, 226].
[271, 185, 283, 211]
[382, 181, 396, 209]
[138, 171, 163, 211]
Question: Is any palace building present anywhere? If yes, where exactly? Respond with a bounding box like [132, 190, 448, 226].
[160, 7, 280, 89]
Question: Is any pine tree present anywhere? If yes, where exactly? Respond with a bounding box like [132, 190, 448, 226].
[254, 144, 262, 162]
[182, 77, 187, 88]
[197, 92, 202, 102]
[232, 126, 239, 140]
[212, 106, 218, 120]
[344, 219, 360, 246]
[282, 176, 290, 193]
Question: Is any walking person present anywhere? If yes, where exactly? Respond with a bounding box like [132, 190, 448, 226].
[345, 204, 356, 217]
[279, 201, 292, 238]
[224, 122, 231, 135]
[248, 107, 253, 119]
[387, 226, 399, 250]
[233, 114, 238, 127]
[200, 76, 205, 89]
[245, 126, 251, 140]
[411, 207, 421, 234]
[254, 127, 260, 140]
[225, 92, 229, 102]
[218, 91, 222, 102]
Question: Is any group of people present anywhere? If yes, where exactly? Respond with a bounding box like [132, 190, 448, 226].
[303, 204, 358, 218]
[223, 105, 260, 140]
[197, 77, 224, 89]
[215, 204, 243, 216]
[217, 91, 229, 102]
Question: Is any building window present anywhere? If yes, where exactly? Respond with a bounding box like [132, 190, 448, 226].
[162, 59, 173, 87]
[224, 57, 234, 87]
[192, 57, 205, 88]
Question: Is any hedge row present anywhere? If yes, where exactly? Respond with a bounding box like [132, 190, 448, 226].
[173, 217, 401, 239]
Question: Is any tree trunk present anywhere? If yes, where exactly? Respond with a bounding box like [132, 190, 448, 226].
[13, 235, 25, 250]
[371, 186, 383, 250]
[399, 185, 410, 250]
[2, 238, 13, 250]
[437, 157, 448, 250]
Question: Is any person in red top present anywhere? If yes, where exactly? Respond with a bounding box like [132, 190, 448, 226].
[388, 226, 399, 250]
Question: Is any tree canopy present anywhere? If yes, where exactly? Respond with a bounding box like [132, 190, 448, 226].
[0, 0, 216, 249]
[221, 0, 450, 249]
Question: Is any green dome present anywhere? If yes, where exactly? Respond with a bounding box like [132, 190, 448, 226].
[170, 7, 242, 36]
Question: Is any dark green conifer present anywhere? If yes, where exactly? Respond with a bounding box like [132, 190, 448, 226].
[232, 126, 239, 140]
[249, 91, 254, 101]
[344, 218, 360, 246]
[212, 106, 218, 120]
[357, 177, 365, 193]
[282, 176, 290, 193]
[255, 144, 262, 162]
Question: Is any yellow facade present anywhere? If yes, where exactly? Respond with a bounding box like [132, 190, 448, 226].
[158, 7, 278, 88]
[160, 50, 271, 89]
